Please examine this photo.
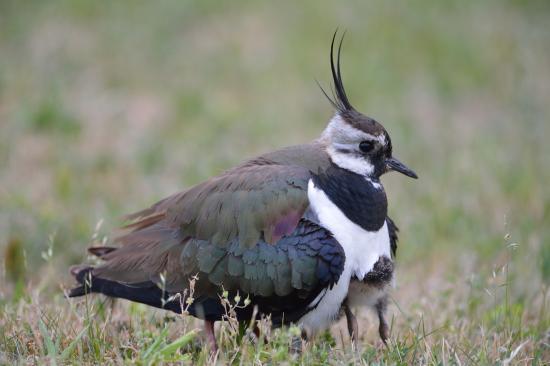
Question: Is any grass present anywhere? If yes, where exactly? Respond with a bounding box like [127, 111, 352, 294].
[1, 0, 549, 364]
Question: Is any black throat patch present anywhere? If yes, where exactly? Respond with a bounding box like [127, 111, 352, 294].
[311, 164, 387, 231]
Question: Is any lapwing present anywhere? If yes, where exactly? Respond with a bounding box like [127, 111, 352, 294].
[68, 31, 417, 350]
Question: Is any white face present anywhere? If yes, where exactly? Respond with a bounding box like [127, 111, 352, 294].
[322, 114, 388, 177]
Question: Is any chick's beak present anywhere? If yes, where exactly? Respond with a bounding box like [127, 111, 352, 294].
[386, 157, 418, 179]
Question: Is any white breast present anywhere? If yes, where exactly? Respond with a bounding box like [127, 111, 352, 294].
[297, 179, 392, 335]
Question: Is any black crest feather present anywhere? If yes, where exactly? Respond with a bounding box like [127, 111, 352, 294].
[318, 30, 354, 112]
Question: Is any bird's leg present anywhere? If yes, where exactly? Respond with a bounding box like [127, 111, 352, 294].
[204, 320, 218, 353]
[343, 299, 359, 343]
[376, 297, 389, 344]
[253, 323, 260, 338]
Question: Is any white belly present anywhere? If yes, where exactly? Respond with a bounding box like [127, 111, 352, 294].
[298, 179, 392, 335]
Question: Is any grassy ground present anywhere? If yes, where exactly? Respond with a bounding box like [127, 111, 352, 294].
[1, 0, 549, 364]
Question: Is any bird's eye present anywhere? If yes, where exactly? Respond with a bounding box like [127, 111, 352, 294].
[359, 141, 375, 153]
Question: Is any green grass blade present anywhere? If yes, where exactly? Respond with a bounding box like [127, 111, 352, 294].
[59, 325, 89, 360]
[38, 319, 58, 366]
[141, 326, 169, 360]
[159, 329, 198, 358]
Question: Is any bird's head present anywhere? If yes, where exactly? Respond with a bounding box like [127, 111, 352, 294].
[319, 32, 417, 181]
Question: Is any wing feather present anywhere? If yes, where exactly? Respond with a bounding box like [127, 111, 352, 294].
[123, 143, 331, 247]
[71, 144, 340, 309]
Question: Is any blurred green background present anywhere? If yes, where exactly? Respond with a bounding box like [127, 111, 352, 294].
[0, 0, 549, 359]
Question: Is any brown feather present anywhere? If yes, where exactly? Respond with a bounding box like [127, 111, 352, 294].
[121, 212, 166, 231]
[88, 246, 117, 258]
[93, 224, 185, 284]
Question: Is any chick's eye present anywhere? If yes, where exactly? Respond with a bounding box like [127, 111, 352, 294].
[359, 141, 374, 153]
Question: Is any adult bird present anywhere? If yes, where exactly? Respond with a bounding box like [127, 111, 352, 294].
[68, 31, 417, 350]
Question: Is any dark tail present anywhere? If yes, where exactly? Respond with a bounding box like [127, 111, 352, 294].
[67, 218, 187, 313]
[67, 264, 183, 314]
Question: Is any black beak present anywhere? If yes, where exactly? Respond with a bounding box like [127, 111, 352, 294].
[386, 157, 418, 179]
